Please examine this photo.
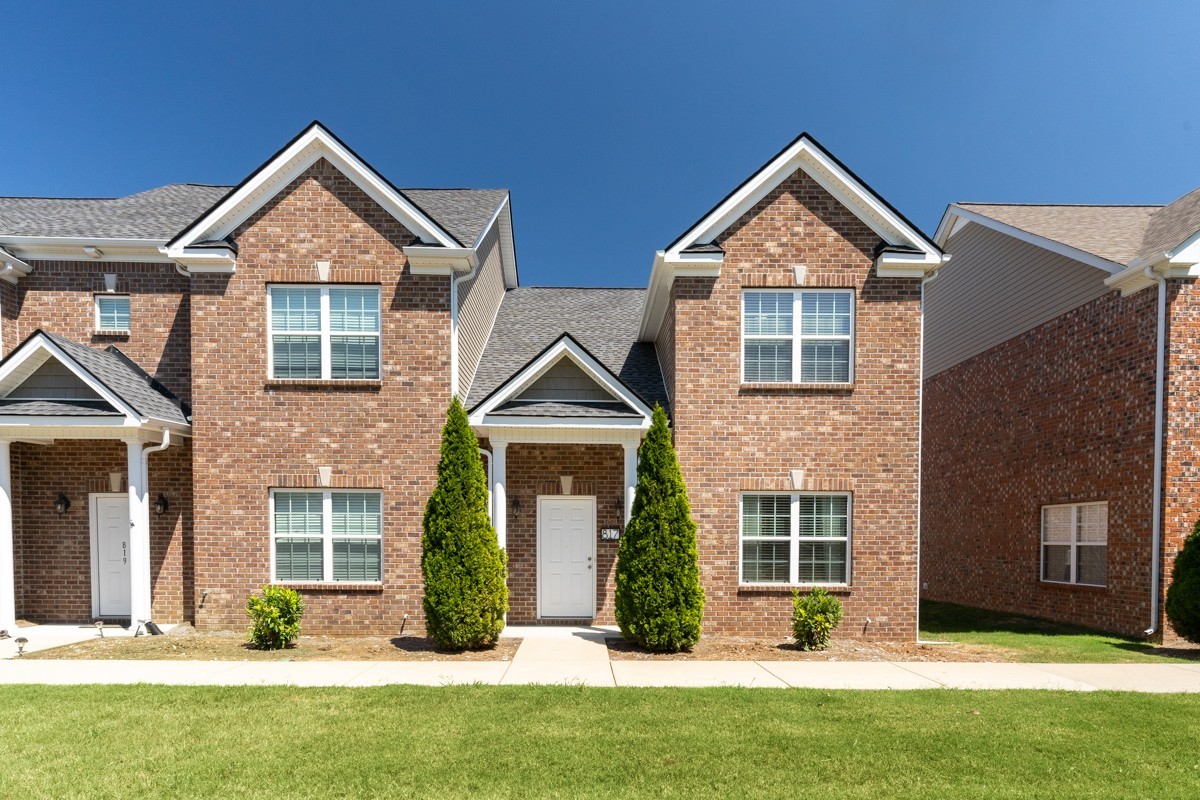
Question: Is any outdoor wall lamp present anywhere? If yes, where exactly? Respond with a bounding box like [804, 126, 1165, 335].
[510, 496, 521, 515]
[53, 493, 71, 515]
[154, 493, 169, 515]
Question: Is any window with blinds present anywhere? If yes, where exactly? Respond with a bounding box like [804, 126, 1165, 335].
[1041, 502, 1107, 587]
[741, 493, 851, 585]
[95, 295, 131, 332]
[272, 490, 383, 583]
[269, 285, 381, 380]
[743, 289, 853, 384]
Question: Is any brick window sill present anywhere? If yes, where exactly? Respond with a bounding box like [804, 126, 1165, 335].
[265, 379, 383, 389]
[1040, 581, 1107, 592]
[738, 584, 851, 593]
[740, 383, 854, 392]
[94, 330, 131, 338]
[276, 582, 384, 592]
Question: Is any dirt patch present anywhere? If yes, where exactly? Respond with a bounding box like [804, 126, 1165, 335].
[26, 633, 520, 662]
[606, 636, 1012, 662]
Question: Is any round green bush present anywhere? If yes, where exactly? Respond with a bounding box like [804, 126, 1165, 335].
[422, 397, 508, 650]
[791, 587, 843, 651]
[246, 585, 304, 650]
[1166, 517, 1200, 644]
[614, 405, 705, 653]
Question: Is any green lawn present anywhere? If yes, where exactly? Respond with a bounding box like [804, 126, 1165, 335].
[920, 600, 1199, 663]
[1, 685, 1198, 798]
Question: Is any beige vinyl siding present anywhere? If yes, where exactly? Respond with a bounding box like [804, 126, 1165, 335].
[924, 223, 1113, 376]
[456, 221, 506, 396]
[7, 360, 103, 399]
[516, 358, 619, 402]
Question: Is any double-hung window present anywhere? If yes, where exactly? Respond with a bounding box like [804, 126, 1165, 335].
[269, 285, 381, 379]
[743, 289, 854, 383]
[741, 494, 851, 585]
[272, 490, 383, 583]
[1041, 502, 1107, 587]
[95, 295, 131, 333]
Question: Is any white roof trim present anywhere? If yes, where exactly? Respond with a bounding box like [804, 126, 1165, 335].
[936, 205, 1125, 276]
[0, 335, 143, 424]
[167, 123, 459, 265]
[468, 337, 654, 427]
[667, 135, 940, 262]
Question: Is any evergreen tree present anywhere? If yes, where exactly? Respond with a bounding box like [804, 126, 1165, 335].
[615, 404, 705, 652]
[1166, 517, 1200, 644]
[422, 397, 508, 649]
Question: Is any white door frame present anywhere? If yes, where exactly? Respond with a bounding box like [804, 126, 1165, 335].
[536, 495, 596, 619]
[89, 492, 129, 618]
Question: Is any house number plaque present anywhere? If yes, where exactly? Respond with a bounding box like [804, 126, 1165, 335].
[600, 528, 620, 540]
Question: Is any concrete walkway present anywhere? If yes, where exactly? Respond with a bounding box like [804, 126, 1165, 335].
[1, 625, 1198, 691]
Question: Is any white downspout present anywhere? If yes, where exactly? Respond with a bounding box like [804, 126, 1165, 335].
[450, 261, 481, 399]
[1145, 268, 1167, 636]
[916, 265, 945, 644]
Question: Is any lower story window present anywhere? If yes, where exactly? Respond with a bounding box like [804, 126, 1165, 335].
[741, 493, 850, 585]
[1041, 501, 1107, 587]
[272, 490, 382, 583]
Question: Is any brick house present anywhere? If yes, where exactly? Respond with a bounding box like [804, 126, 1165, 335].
[0, 123, 942, 639]
[922, 189, 1200, 640]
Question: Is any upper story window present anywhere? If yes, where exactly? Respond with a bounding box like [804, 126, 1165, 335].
[1041, 501, 1107, 587]
[742, 289, 854, 384]
[95, 295, 131, 333]
[740, 493, 851, 585]
[268, 285, 381, 380]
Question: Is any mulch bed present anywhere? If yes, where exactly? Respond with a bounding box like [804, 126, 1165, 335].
[605, 636, 1010, 662]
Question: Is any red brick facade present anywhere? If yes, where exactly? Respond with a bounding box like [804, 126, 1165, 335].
[921, 289, 1159, 636]
[666, 169, 924, 640]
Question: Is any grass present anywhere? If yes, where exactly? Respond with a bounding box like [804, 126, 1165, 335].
[0, 685, 1199, 799]
[920, 600, 1200, 663]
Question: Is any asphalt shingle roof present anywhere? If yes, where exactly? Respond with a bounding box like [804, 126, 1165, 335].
[956, 203, 1162, 266]
[1136, 186, 1200, 262]
[0, 399, 121, 417]
[42, 332, 189, 425]
[467, 287, 668, 414]
[403, 189, 507, 248]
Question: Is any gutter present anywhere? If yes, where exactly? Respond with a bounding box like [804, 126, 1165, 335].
[1145, 267, 1167, 637]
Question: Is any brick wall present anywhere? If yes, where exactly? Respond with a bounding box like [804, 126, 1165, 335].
[12, 439, 192, 623]
[500, 442, 624, 624]
[921, 288, 1158, 636]
[190, 158, 450, 635]
[667, 169, 922, 640]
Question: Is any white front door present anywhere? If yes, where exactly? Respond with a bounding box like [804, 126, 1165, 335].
[538, 497, 596, 618]
[92, 495, 131, 618]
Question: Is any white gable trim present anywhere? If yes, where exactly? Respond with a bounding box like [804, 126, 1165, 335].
[667, 135, 941, 264]
[936, 205, 1124, 275]
[166, 123, 459, 271]
[0, 335, 143, 424]
[468, 337, 653, 427]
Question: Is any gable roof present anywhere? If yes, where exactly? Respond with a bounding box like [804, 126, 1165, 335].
[0, 184, 231, 240]
[0, 330, 189, 427]
[1136, 186, 1200, 263]
[948, 203, 1161, 268]
[467, 287, 668, 414]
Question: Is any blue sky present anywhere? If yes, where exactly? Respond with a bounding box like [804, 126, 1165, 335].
[3, 1, 1199, 287]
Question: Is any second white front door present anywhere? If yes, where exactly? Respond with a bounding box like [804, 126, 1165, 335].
[92, 494, 131, 618]
[538, 497, 595, 618]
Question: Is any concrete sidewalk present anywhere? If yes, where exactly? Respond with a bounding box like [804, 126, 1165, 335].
[1, 625, 1198, 691]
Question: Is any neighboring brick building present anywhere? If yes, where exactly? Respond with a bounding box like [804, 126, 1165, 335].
[923, 192, 1200, 641]
[0, 123, 942, 640]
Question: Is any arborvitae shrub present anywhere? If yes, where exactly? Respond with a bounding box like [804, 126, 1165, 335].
[791, 587, 843, 651]
[422, 397, 508, 649]
[614, 405, 705, 652]
[1166, 517, 1200, 644]
[246, 585, 304, 650]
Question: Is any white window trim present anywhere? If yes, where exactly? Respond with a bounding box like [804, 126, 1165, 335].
[741, 288, 855, 385]
[269, 488, 383, 584]
[738, 491, 852, 587]
[94, 294, 131, 333]
[267, 284, 382, 380]
[1040, 501, 1107, 587]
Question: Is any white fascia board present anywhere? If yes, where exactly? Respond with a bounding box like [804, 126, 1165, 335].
[637, 250, 724, 342]
[171, 125, 457, 252]
[1168, 230, 1200, 268]
[403, 245, 478, 273]
[468, 338, 653, 426]
[162, 245, 237, 272]
[0, 416, 140, 428]
[0, 336, 145, 424]
[669, 138, 939, 261]
[1, 236, 172, 264]
[875, 250, 946, 277]
[940, 206, 1123, 275]
[0, 246, 31, 281]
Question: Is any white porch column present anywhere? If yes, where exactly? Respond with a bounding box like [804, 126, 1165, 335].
[623, 440, 639, 524]
[126, 439, 152, 629]
[492, 440, 507, 550]
[0, 440, 15, 633]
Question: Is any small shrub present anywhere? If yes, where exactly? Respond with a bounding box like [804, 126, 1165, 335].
[791, 587, 843, 651]
[246, 585, 304, 650]
[1166, 517, 1200, 644]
